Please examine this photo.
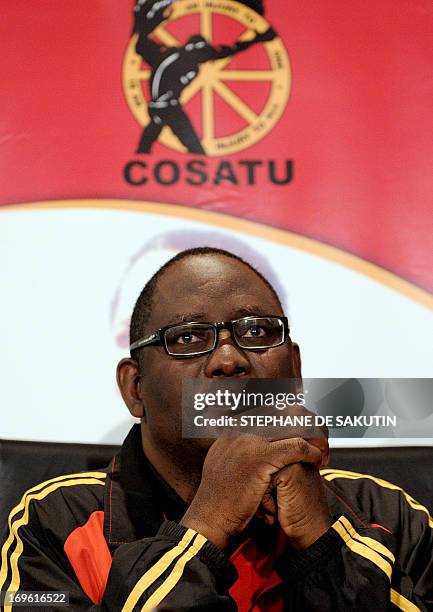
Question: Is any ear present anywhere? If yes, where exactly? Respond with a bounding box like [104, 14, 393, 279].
[291, 341, 302, 378]
[116, 358, 145, 418]
[290, 341, 304, 397]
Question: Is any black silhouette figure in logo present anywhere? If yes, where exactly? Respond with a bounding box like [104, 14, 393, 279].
[133, 0, 276, 154]
[240, 0, 265, 15]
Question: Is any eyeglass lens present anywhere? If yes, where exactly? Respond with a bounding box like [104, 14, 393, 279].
[164, 323, 216, 355]
[164, 317, 284, 355]
[234, 317, 284, 349]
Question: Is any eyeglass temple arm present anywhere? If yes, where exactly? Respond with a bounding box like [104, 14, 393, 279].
[130, 332, 160, 352]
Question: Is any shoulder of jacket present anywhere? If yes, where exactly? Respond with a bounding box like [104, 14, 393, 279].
[12, 469, 108, 534]
[321, 467, 433, 528]
[321, 467, 411, 496]
[320, 467, 417, 502]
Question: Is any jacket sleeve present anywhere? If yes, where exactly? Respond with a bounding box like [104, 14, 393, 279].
[98, 521, 238, 611]
[0, 519, 238, 611]
[276, 506, 433, 611]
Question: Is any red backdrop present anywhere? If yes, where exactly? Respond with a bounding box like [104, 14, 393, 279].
[1, 0, 432, 291]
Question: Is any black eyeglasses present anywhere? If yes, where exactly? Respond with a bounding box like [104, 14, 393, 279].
[130, 315, 290, 358]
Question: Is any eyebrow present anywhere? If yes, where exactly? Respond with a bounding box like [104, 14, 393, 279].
[234, 306, 270, 317]
[164, 312, 209, 326]
[163, 306, 273, 327]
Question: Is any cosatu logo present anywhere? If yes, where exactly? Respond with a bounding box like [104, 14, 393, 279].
[123, 0, 291, 156]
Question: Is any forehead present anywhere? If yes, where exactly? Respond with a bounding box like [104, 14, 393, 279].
[149, 255, 282, 327]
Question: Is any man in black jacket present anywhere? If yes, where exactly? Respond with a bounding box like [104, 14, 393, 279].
[1, 247, 432, 610]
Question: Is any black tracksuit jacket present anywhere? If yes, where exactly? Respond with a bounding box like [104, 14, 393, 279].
[1, 425, 432, 611]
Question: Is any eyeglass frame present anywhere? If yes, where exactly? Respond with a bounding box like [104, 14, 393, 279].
[129, 315, 290, 358]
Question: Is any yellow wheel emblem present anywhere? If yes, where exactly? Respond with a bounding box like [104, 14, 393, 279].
[122, 0, 291, 156]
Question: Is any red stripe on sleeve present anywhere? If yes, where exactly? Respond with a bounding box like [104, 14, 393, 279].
[370, 522, 392, 534]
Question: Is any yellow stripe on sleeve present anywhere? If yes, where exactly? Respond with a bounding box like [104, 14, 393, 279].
[121, 529, 198, 612]
[337, 516, 421, 610]
[321, 469, 433, 529]
[141, 533, 207, 612]
[390, 588, 421, 611]
[339, 515, 395, 563]
[332, 516, 393, 580]
[2, 477, 105, 612]
[0, 472, 106, 593]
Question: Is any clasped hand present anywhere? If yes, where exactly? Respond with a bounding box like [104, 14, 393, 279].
[181, 413, 331, 551]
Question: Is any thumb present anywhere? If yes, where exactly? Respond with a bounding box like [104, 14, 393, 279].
[257, 486, 277, 525]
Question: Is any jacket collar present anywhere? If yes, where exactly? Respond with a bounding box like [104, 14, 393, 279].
[103, 424, 187, 551]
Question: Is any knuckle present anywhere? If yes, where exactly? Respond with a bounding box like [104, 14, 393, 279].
[274, 466, 290, 485]
[294, 437, 308, 454]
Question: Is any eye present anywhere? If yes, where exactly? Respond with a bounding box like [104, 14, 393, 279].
[177, 332, 194, 344]
[174, 331, 207, 344]
[243, 324, 266, 338]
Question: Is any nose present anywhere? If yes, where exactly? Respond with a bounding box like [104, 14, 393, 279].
[204, 331, 251, 378]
